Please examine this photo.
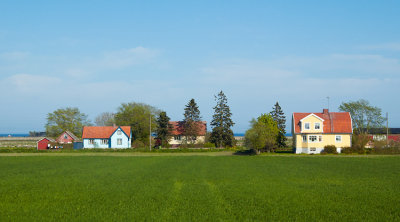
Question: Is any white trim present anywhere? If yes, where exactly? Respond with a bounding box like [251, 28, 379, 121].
[335, 135, 342, 143]
[314, 122, 321, 130]
[299, 113, 325, 122]
[308, 135, 318, 143]
[304, 122, 310, 130]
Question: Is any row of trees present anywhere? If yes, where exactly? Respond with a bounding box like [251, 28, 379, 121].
[45, 91, 236, 148]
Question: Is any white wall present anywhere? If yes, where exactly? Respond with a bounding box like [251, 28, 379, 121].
[110, 129, 131, 148]
[83, 139, 109, 149]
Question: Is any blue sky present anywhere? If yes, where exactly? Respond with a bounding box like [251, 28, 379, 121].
[1, 0, 399, 133]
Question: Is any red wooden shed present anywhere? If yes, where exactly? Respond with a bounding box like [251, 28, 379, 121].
[56, 131, 79, 144]
[37, 138, 55, 150]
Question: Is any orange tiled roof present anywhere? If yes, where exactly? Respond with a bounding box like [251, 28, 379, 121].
[169, 121, 207, 136]
[82, 126, 131, 139]
[293, 109, 352, 134]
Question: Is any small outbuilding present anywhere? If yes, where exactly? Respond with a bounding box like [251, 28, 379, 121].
[56, 131, 79, 144]
[37, 137, 56, 150]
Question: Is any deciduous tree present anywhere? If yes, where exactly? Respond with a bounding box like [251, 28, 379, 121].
[244, 114, 279, 154]
[210, 91, 235, 147]
[95, 112, 115, 126]
[45, 107, 91, 137]
[339, 99, 385, 134]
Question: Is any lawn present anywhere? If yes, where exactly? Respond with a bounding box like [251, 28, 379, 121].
[0, 155, 399, 221]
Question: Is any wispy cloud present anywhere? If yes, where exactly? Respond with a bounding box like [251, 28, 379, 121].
[2, 74, 61, 93]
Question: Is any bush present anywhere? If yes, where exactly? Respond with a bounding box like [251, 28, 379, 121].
[321, 145, 338, 154]
[131, 140, 145, 148]
[203, 142, 216, 148]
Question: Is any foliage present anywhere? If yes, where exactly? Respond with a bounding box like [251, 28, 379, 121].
[352, 133, 370, 151]
[321, 145, 338, 154]
[1, 156, 400, 221]
[270, 102, 287, 147]
[183, 99, 202, 144]
[155, 112, 173, 147]
[339, 99, 385, 134]
[210, 91, 235, 147]
[244, 114, 279, 154]
[45, 107, 91, 137]
[95, 112, 115, 126]
[114, 102, 161, 144]
[131, 140, 145, 148]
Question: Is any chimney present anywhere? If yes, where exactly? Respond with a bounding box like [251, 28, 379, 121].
[113, 123, 116, 128]
[323, 109, 329, 114]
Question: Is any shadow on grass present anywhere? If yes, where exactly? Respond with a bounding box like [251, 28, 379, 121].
[234, 149, 257, 156]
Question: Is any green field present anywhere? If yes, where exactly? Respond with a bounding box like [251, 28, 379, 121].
[1, 155, 399, 221]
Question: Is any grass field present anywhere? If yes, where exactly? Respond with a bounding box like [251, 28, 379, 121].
[1, 156, 399, 221]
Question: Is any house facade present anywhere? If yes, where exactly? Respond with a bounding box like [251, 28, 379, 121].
[37, 137, 55, 150]
[56, 131, 79, 144]
[82, 126, 132, 149]
[292, 109, 352, 154]
[169, 121, 207, 147]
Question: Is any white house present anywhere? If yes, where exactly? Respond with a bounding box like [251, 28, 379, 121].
[82, 126, 132, 149]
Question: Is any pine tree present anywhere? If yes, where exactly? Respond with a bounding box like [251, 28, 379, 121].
[270, 102, 287, 147]
[183, 99, 202, 144]
[210, 91, 235, 147]
[155, 112, 173, 147]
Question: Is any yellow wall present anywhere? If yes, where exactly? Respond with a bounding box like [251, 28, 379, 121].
[300, 114, 324, 134]
[295, 134, 351, 148]
[170, 136, 206, 145]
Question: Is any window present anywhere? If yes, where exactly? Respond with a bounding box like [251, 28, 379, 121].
[192, 136, 197, 141]
[89, 139, 94, 145]
[336, 135, 342, 142]
[174, 135, 181, 141]
[101, 139, 108, 145]
[302, 135, 307, 142]
[304, 123, 310, 130]
[319, 136, 323, 142]
[314, 123, 320, 130]
[310, 148, 316, 152]
[117, 138, 122, 145]
[309, 135, 317, 142]
[64, 134, 68, 139]
[117, 130, 122, 135]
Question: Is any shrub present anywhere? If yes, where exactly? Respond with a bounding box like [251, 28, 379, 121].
[131, 140, 145, 148]
[203, 142, 216, 148]
[321, 145, 338, 154]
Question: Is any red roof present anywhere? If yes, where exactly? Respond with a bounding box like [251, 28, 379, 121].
[169, 121, 207, 136]
[82, 126, 131, 139]
[292, 109, 352, 134]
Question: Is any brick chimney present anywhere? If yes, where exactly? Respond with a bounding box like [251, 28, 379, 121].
[323, 109, 329, 114]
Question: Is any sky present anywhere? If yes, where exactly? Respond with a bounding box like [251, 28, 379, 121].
[0, 0, 399, 134]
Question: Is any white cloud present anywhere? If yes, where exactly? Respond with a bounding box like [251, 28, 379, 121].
[1, 74, 61, 93]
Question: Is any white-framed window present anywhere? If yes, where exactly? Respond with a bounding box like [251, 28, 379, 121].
[314, 123, 320, 130]
[309, 135, 317, 142]
[310, 148, 316, 152]
[319, 135, 323, 142]
[336, 135, 342, 142]
[174, 135, 181, 141]
[304, 123, 310, 130]
[89, 139, 94, 145]
[64, 134, 68, 139]
[117, 130, 122, 135]
[117, 138, 122, 145]
[302, 135, 307, 142]
[192, 136, 197, 141]
[101, 139, 108, 145]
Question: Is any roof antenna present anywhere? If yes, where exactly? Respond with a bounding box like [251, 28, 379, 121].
[326, 96, 330, 110]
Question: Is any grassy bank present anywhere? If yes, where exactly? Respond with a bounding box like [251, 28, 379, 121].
[0, 156, 399, 221]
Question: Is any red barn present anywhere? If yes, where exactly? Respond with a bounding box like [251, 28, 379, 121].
[37, 138, 55, 150]
[56, 131, 79, 144]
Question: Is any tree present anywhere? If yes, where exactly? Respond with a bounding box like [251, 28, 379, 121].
[155, 111, 173, 147]
[244, 114, 279, 154]
[270, 102, 287, 147]
[183, 99, 202, 144]
[339, 99, 385, 134]
[210, 91, 235, 147]
[45, 107, 91, 137]
[95, 112, 115, 126]
[114, 102, 161, 144]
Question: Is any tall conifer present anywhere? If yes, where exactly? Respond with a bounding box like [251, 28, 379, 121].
[270, 102, 287, 147]
[210, 91, 235, 147]
[183, 99, 202, 144]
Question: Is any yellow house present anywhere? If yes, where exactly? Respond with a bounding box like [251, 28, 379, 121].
[292, 109, 352, 154]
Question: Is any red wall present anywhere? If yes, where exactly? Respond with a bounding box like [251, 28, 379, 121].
[57, 132, 74, 144]
[37, 139, 50, 150]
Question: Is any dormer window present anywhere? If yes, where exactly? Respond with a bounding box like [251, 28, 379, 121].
[117, 130, 122, 135]
[304, 123, 310, 130]
[314, 123, 320, 130]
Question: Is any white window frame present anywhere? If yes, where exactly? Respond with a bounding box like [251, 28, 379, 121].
[304, 123, 310, 130]
[88, 139, 94, 145]
[308, 135, 318, 142]
[335, 135, 342, 143]
[174, 135, 181, 141]
[302, 135, 307, 142]
[117, 130, 122, 135]
[310, 148, 316, 152]
[117, 138, 122, 145]
[314, 123, 320, 130]
[319, 135, 323, 142]
[101, 139, 108, 145]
